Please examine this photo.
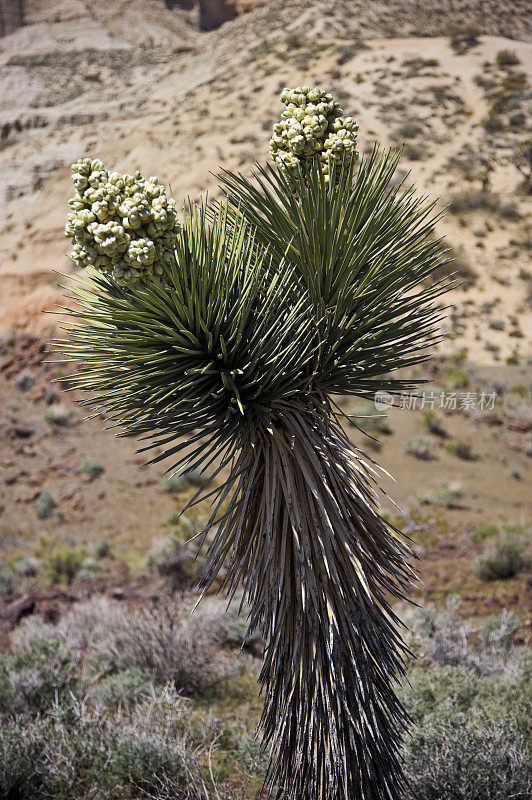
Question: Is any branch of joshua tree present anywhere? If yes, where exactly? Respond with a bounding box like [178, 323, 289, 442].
[216, 148, 452, 400]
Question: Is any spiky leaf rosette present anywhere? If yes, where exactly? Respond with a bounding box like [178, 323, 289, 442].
[218, 146, 449, 399]
[60, 203, 318, 479]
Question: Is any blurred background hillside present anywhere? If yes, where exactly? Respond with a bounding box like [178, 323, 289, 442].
[0, 2, 531, 798]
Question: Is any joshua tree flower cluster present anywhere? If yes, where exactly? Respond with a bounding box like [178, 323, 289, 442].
[269, 85, 358, 181]
[65, 158, 180, 285]
[60, 86, 449, 800]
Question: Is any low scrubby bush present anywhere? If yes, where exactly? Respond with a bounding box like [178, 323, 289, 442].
[0, 562, 13, 596]
[34, 490, 56, 520]
[399, 599, 531, 799]
[476, 537, 530, 581]
[422, 410, 447, 437]
[470, 523, 498, 544]
[421, 487, 465, 509]
[405, 436, 435, 460]
[1, 621, 77, 714]
[496, 49, 521, 68]
[44, 404, 75, 426]
[402, 704, 530, 800]
[0, 687, 211, 800]
[44, 547, 87, 584]
[63, 597, 234, 695]
[146, 537, 201, 591]
[11, 556, 39, 577]
[77, 458, 105, 478]
[349, 402, 391, 435]
[444, 438, 477, 460]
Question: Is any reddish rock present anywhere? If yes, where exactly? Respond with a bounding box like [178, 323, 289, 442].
[1, 594, 35, 629]
[508, 418, 532, 433]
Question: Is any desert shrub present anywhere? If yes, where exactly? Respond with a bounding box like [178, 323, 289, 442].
[147, 538, 201, 591]
[95, 667, 152, 706]
[422, 487, 465, 509]
[2, 621, 77, 714]
[443, 366, 470, 388]
[34, 489, 56, 519]
[482, 113, 505, 132]
[476, 538, 530, 581]
[0, 561, 13, 596]
[430, 245, 476, 287]
[182, 468, 212, 487]
[496, 49, 521, 68]
[349, 402, 391, 435]
[402, 57, 439, 76]
[422, 410, 447, 437]
[403, 142, 429, 161]
[405, 597, 468, 667]
[448, 25, 480, 54]
[480, 611, 520, 649]
[404, 436, 435, 460]
[509, 111, 526, 127]
[394, 121, 424, 140]
[63, 597, 233, 695]
[43, 546, 87, 584]
[162, 474, 188, 494]
[77, 557, 102, 582]
[403, 706, 530, 800]
[93, 538, 112, 559]
[44, 404, 75, 426]
[470, 523, 498, 544]
[239, 734, 270, 777]
[0, 688, 211, 800]
[0, 720, 44, 800]
[403, 598, 528, 675]
[448, 190, 520, 220]
[77, 458, 104, 478]
[335, 42, 367, 65]
[11, 555, 39, 577]
[444, 438, 477, 460]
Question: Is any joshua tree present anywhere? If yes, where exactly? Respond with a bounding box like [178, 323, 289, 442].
[60, 86, 449, 800]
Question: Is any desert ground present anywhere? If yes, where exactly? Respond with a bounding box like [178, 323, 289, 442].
[0, 2, 531, 799]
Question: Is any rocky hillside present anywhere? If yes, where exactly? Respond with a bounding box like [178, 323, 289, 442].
[1, 0, 531, 365]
